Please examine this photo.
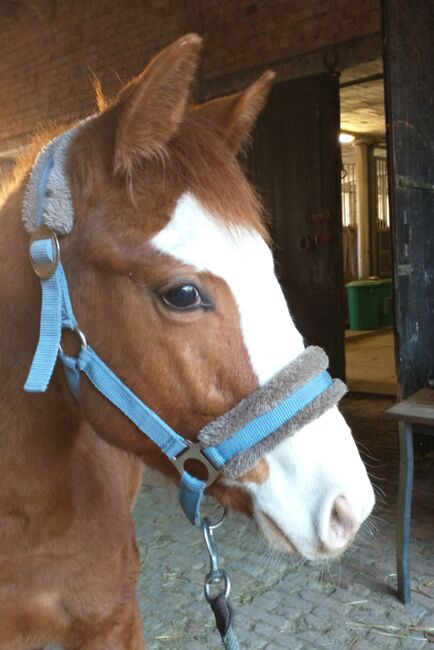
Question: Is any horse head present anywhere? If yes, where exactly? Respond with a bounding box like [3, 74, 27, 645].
[34, 34, 374, 560]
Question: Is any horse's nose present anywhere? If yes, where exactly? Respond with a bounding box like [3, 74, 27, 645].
[322, 495, 360, 552]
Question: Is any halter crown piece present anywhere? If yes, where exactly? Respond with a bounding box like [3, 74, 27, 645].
[23, 127, 347, 649]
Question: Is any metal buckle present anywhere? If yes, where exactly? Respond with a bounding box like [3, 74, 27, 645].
[170, 441, 220, 487]
[29, 225, 60, 279]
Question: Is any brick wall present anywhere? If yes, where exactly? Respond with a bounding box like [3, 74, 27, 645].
[0, 0, 381, 152]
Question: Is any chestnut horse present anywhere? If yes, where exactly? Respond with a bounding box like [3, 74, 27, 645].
[0, 34, 374, 649]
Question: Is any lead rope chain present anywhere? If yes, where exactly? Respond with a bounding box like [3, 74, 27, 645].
[202, 510, 240, 650]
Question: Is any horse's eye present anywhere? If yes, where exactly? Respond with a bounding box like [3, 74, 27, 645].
[161, 284, 205, 310]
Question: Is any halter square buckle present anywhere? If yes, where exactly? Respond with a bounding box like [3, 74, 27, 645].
[29, 225, 60, 279]
[170, 441, 220, 488]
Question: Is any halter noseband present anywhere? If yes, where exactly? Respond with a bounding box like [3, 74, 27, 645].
[23, 128, 347, 529]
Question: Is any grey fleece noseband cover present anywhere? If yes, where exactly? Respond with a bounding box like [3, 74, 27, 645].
[199, 346, 347, 479]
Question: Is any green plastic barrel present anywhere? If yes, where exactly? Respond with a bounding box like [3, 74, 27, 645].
[377, 278, 393, 326]
[346, 280, 380, 330]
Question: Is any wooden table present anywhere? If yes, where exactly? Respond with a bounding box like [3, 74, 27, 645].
[385, 388, 434, 604]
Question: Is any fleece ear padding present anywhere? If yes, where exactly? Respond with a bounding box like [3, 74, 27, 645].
[198, 346, 347, 479]
[22, 120, 93, 236]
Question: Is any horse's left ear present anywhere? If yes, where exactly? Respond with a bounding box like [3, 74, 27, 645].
[193, 70, 276, 154]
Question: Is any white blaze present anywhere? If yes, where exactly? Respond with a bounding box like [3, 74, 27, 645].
[151, 192, 374, 558]
[151, 193, 304, 383]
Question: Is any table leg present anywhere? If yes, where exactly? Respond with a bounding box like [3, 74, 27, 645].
[396, 421, 414, 604]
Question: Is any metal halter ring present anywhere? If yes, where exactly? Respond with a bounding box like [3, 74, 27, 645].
[204, 568, 231, 602]
[59, 325, 88, 356]
[206, 504, 227, 530]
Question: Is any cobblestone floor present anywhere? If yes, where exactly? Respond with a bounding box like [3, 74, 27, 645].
[133, 393, 434, 649]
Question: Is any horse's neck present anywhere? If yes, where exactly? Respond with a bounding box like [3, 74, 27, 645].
[0, 187, 79, 488]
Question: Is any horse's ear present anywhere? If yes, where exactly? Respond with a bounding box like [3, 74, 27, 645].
[193, 71, 276, 154]
[114, 33, 202, 175]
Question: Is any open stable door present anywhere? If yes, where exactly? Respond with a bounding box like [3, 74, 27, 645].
[383, 0, 434, 396]
[247, 74, 344, 379]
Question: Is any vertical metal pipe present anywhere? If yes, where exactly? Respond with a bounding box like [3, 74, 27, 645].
[354, 139, 371, 278]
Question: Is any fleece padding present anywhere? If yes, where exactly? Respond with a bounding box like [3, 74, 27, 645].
[198, 346, 347, 479]
[22, 120, 92, 235]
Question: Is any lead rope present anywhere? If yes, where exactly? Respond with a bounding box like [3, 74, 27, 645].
[202, 511, 240, 649]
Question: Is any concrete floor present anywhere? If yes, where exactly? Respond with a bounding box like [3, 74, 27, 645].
[129, 393, 434, 649]
[46, 392, 434, 649]
[345, 329, 397, 396]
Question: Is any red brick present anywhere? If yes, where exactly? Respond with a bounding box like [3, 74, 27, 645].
[0, 0, 380, 150]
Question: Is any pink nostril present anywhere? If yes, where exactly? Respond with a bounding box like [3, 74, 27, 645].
[327, 496, 359, 549]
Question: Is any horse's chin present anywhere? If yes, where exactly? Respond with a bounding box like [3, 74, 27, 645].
[258, 512, 297, 554]
[255, 510, 352, 561]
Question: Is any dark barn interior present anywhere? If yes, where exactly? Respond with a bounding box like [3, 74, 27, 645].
[0, 1, 433, 648]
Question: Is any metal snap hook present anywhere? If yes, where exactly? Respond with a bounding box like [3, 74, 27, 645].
[202, 513, 231, 602]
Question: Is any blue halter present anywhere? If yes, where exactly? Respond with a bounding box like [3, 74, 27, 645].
[24, 146, 334, 529]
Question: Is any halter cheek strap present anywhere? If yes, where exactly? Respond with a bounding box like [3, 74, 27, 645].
[25, 231, 205, 525]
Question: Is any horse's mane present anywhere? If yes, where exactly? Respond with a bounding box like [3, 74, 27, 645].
[1, 72, 108, 204]
[0, 122, 75, 205]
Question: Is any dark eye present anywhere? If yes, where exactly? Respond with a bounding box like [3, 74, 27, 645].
[161, 284, 209, 311]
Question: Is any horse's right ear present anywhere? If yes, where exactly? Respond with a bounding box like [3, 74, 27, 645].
[114, 33, 202, 176]
[192, 71, 276, 155]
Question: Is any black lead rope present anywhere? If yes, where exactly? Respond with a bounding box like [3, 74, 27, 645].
[202, 514, 240, 649]
[208, 593, 239, 650]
